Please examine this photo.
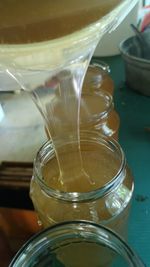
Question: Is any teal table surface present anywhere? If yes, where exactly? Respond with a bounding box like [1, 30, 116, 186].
[93, 56, 150, 266]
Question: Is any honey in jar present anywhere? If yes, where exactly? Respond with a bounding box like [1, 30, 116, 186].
[30, 131, 134, 240]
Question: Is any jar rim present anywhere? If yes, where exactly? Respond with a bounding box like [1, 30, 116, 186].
[9, 220, 144, 267]
[34, 132, 126, 203]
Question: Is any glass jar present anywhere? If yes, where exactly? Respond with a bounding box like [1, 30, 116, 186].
[30, 131, 134, 240]
[80, 89, 120, 140]
[81, 62, 120, 140]
[9, 221, 144, 267]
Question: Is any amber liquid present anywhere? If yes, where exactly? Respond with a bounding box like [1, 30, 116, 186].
[0, 0, 121, 44]
[30, 141, 132, 238]
[56, 241, 116, 267]
[42, 142, 121, 192]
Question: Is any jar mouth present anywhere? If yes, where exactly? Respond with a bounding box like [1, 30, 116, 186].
[80, 89, 114, 124]
[90, 61, 111, 74]
[34, 132, 126, 202]
[9, 220, 144, 267]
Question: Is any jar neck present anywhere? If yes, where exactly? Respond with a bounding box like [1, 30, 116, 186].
[83, 62, 111, 92]
[34, 131, 126, 202]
